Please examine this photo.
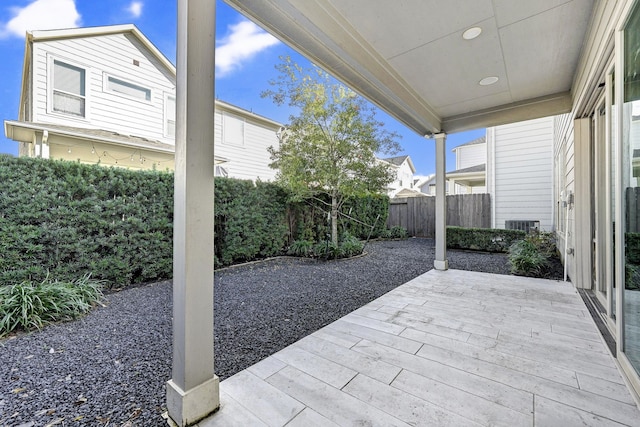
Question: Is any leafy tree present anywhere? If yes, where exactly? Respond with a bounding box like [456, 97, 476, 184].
[262, 57, 401, 245]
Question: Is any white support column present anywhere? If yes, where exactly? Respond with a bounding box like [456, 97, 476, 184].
[166, 1, 219, 426]
[434, 132, 449, 270]
[33, 130, 49, 158]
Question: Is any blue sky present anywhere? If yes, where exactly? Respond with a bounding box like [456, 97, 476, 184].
[0, 0, 484, 176]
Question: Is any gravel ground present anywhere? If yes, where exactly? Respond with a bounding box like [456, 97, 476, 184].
[0, 238, 553, 426]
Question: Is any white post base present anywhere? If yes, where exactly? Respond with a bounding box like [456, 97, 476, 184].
[166, 376, 220, 426]
[434, 259, 449, 271]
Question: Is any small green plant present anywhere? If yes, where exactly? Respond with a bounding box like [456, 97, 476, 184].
[508, 239, 549, 277]
[339, 233, 365, 258]
[389, 225, 408, 239]
[0, 275, 103, 337]
[313, 241, 340, 259]
[288, 239, 314, 257]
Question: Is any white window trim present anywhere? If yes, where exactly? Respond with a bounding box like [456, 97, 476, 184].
[164, 92, 176, 139]
[103, 73, 153, 103]
[47, 54, 90, 121]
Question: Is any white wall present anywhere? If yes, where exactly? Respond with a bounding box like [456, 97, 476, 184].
[214, 109, 279, 181]
[397, 160, 415, 188]
[489, 116, 555, 231]
[553, 113, 575, 280]
[31, 34, 175, 145]
[455, 142, 486, 170]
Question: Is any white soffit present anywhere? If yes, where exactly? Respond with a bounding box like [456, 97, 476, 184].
[225, 0, 595, 134]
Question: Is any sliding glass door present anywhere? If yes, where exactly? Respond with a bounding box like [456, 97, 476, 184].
[621, 0, 640, 376]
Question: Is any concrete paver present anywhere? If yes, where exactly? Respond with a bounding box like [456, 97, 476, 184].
[199, 269, 640, 427]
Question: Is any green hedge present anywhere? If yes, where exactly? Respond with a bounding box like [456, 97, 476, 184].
[0, 156, 174, 288]
[289, 194, 389, 243]
[446, 226, 526, 253]
[0, 155, 390, 288]
[214, 178, 289, 267]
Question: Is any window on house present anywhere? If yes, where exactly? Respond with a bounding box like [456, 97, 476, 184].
[106, 76, 151, 101]
[223, 113, 244, 145]
[53, 60, 86, 117]
[215, 165, 229, 177]
[166, 95, 176, 138]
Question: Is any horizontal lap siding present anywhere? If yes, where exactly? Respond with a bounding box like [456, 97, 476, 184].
[32, 34, 175, 144]
[214, 111, 279, 181]
[456, 143, 486, 170]
[494, 116, 554, 231]
[554, 113, 574, 278]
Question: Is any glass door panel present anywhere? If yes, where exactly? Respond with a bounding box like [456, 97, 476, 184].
[623, 0, 640, 374]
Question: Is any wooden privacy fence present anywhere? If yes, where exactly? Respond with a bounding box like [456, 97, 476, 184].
[387, 193, 491, 237]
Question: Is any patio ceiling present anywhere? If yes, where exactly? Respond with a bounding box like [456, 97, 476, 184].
[224, 0, 595, 135]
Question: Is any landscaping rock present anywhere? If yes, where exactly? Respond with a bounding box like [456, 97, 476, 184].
[0, 238, 546, 426]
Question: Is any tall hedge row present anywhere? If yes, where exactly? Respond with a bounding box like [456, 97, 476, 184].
[214, 178, 289, 266]
[0, 156, 389, 288]
[0, 156, 174, 287]
[288, 194, 389, 243]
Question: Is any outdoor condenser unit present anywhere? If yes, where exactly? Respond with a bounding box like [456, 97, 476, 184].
[505, 220, 540, 233]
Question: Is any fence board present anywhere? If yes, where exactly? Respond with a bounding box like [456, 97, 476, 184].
[387, 193, 491, 237]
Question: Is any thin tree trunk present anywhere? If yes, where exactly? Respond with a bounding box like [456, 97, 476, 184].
[331, 193, 338, 245]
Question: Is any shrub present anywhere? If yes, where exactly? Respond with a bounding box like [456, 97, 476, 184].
[447, 226, 526, 253]
[389, 225, 408, 239]
[288, 239, 314, 257]
[313, 241, 340, 259]
[339, 233, 365, 258]
[289, 194, 390, 242]
[525, 230, 557, 257]
[0, 275, 103, 337]
[0, 156, 174, 288]
[214, 178, 289, 266]
[0, 155, 385, 287]
[508, 239, 549, 277]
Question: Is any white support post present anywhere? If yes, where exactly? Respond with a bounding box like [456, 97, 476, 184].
[434, 132, 449, 270]
[166, 1, 219, 426]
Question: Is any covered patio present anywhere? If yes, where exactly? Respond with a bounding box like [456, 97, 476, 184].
[167, 0, 640, 424]
[201, 269, 640, 426]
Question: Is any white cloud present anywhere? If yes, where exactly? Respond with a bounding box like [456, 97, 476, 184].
[1, 0, 81, 38]
[216, 20, 279, 77]
[126, 1, 143, 19]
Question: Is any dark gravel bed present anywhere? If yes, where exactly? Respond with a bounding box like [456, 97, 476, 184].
[0, 238, 540, 426]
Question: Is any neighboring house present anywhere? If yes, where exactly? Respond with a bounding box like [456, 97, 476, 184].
[422, 117, 554, 232]
[3, 24, 280, 181]
[448, 136, 487, 194]
[487, 116, 554, 232]
[380, 155, 419, 197]
[413, 174, 435, 195]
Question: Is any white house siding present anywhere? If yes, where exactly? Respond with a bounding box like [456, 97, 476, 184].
[455, 143, 486, 170]
[31, 34, 175, 144]
[213, 109, 279, 181]
[396, 160, 415, 189]
[491, 116, 555, 232]
[553, 112, 575, 280]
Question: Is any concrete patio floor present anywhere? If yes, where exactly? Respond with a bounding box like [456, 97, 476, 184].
[199, 269, 640, 427]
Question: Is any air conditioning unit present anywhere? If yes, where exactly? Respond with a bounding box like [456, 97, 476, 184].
[505, 220, 540, 233]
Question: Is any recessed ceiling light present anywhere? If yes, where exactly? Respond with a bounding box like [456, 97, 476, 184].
[479, 76, 499, 86]
[462, 27, 482, 40]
